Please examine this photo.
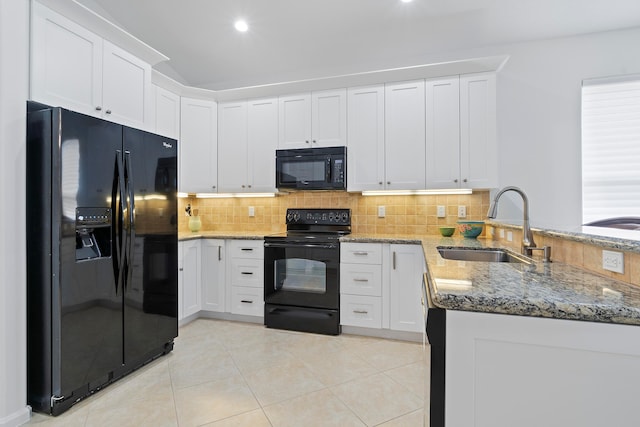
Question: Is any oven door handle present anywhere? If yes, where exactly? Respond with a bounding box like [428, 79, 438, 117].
[264, 242, 338, 250]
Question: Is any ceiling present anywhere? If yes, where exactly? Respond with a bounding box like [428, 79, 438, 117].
[76, 0, 640, 91]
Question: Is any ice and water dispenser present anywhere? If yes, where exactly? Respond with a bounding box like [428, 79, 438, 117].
[75, 207, 112, 261]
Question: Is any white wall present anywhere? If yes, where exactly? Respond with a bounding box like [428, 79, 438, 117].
[0, 1, 30, 426]
[491, 27, 640, 229]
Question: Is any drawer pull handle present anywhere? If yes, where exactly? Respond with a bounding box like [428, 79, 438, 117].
[353, 278, 369, 282]
[353, 310, 368, 314]
[241, 300, 253, 304]
[353, 252, 369, 256]
[241, 272, 254, 275]
[241, 248, 254, 252]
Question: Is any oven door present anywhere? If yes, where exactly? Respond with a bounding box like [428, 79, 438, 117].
[264, 241, 339, 309]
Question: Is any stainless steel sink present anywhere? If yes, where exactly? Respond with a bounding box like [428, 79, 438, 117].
[437, 247, 533, 264]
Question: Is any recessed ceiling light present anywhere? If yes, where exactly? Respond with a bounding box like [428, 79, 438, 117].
[234, 20, 249, 32]
[401, 0, 413, 3]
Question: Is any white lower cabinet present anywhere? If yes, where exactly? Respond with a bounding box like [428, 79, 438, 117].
[201, 239, 225, 313]
[227, 240, 264, 318]
[388, 244, 425, 333]
[341, 294, 383, 329]
[230, 287, 263, 317]
[179, 239, 201, 320]
[341, 242, 424, 334]
[180, 238, 264, 321]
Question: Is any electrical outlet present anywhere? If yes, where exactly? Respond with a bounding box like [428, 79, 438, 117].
[499, 229, 505, 238]
[437, 205, 446, 218]
[507, 231, 513, 242]
[378, 206, 386, 218]
[248, 206, 255, 217]
[603, 250, 624, 274]
[458, 205, 466, 218]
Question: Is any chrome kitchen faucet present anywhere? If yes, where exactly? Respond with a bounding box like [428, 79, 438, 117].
[487, 186, 551, 261]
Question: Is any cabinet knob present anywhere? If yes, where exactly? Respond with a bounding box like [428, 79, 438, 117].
[105, 109, 112, 115]
[379, 182, 383, 185]
[454, 179, 458, 183]
[463, 178, 468, 183]
[387, 181, 391, 185]
[95, 106, 102, 111]
[248, 185, 252, 188]
[312, 140, 317, 144]
[241, 185, 246, 188]
[212, 185, 216, 189]
[305, 140, 310, 144]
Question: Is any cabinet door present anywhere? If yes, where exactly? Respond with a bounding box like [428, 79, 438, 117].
[218, 101, 248, 192]
[247, 98, 278, 192]
[460, 73, 497, 189]
[311, 89, 347, 147]
[347, 85, 385, 191]
[181, 240, 201, 319]
[278, 93, 312, 148]
[31, 2, 102, 116]
[426, 77, 461, 189]
[385, 81, 426, 190]
[180, 97, 218, 193]
[154, 85, 180, 139]
[201, 239, 226, 312]
[389, 244, 424, 333]
[101, 40, 152, 129]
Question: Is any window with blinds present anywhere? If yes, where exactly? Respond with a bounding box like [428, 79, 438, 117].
[582, 75, 640, 225]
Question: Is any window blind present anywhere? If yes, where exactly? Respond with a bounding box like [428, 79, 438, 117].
[582, 75, 640, 224]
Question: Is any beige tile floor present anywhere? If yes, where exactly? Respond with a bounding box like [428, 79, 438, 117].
[28, 319, 428, 427]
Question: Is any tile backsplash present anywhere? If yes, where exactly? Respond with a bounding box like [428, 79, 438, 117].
[179, 191, 490, 236]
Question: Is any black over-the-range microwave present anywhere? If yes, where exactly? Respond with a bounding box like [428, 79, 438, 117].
[275, 146, 346, 190]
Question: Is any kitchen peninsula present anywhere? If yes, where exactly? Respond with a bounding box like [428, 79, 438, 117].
[416, 231, 640, 427]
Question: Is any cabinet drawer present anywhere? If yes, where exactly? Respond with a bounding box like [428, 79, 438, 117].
[341, 243, 383, 264]
[230, 258, 263, 288]
[228, 240, 264, 259]
[340, 294, 382, 328]
[230, 286, 264, 317]
[340, 264, 382, 296]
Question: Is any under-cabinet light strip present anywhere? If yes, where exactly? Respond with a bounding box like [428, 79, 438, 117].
[361, 189, 473, 196]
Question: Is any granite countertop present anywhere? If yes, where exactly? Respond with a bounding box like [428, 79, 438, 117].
[179, 231, 266, 241]
[180, 229, 640, 326]
[420, 236, 640, 326]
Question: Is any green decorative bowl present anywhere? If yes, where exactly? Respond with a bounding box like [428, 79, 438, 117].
[457, 221, 484, 238]
[439, 226, 456, 237]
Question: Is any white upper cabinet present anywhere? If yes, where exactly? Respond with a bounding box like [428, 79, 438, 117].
[311, 89, 347, 147]
[153, 85, 180, 139]
[180, 97, 218, 193]
[279, 89, 346, 148]
[384, 80, 426, 190]
[426, 77, 461, 189]
[460, 73, 497, 189]
[279, 93, 311, 148]
[426, 73, 497, 189]
[218, 98, 278, 193]
[31, 3, 152, 130]
[247, 98, 278, 192]
[347, 85, 385, 191]
[218, 101, 248, 192]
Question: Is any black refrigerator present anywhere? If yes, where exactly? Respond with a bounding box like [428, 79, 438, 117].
[26, 101, 178, 415]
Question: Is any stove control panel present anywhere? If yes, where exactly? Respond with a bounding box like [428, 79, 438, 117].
[286, 208, 351, 225]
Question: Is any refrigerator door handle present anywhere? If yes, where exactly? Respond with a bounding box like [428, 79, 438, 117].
[113, 150, 127, 294]
[124, 151, 135, 290]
